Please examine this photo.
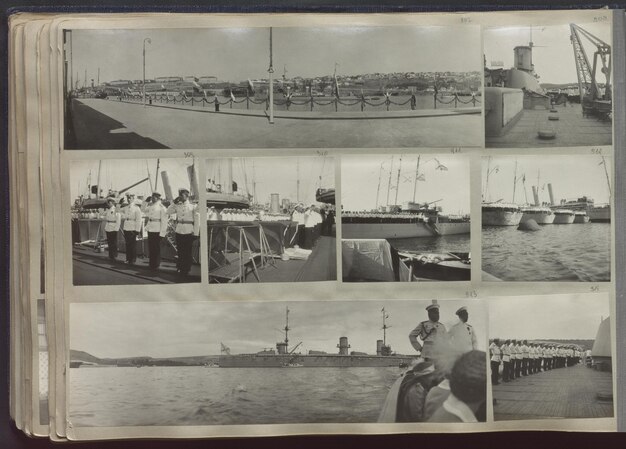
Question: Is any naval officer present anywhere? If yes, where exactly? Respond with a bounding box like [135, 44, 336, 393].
[166, 188, 199, 280]
[121, 193, 143, 265]
[489, 339, 502, 385]
[448, 306, 478, 355]
[102, 197, 121, 260]
[409, 303, 448, 361]
[143, 192, 168, 270]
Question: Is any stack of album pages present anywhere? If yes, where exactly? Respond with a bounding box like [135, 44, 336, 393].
[7, 9, 622, 440]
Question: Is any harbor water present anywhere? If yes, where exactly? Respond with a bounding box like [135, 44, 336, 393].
[482, 223, 610, 281]
[389, 234, 470, 254]
[70, 366, 401, 427]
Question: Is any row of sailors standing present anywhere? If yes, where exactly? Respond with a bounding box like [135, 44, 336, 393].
[207, 207, 291, 222]
[343, 211, 426, 223]
[100, 190, 199, 279]
[488, 339, 585, 385]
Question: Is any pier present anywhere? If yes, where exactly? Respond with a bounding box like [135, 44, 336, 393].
[66, 98, 482, 149]
[493, 364, 613, 420]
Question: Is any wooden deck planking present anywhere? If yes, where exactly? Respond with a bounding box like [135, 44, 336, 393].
[493, 364, 613, 421]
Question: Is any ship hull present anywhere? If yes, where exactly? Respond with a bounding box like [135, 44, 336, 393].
[589, 207, 610, 222]
[520, 211, 555, 224]
[573, 215, 590, 224]
[342, 222, 435, 239]
[219, 354, 415, 368]
[432, 221, 471, 235]
[553, 214, 575, 224]
[482, 210, 523, 226]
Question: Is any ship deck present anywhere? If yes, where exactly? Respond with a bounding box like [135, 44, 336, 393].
[72, 246, 201, 285]
[210, 236, 337, 283]
[487, 103, 612, 148]
[493, 364, 613, 421]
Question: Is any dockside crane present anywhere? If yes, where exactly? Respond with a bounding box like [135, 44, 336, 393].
[569, 23, 612, 118]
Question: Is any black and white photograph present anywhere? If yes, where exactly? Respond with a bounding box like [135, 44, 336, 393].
[63, 26, 482, 150]
[482, 155, 611, 282]
[484, 22, 612, 148]
[70, 158, 202, 285]
[69, 299, 486, 426]
[489, 293, 613, 421]
[341, 154, 470, 282]
[205, 156, 336, 283]
[37, 299, 49, 426]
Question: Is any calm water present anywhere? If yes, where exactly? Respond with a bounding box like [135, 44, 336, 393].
[70, 366, 402, 427]
[482, 223, 610, 281]
[389, 234, 470, 254]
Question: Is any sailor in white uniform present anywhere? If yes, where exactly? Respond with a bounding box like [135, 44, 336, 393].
[143, 192, 168, 270]
[121, 193, 142, 265]
[448, 306, 478, 355]
[166, 188, 199, 280]
[101, 197, 121, 260]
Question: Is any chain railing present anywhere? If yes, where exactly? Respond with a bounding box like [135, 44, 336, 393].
[117, 90, 481, 112]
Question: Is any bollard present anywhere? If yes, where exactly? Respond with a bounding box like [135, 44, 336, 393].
[230, 99, 233, 109]
[434, 93, 437, 109]
[286, 99, 290, 111]
[191, 97, 194, 106]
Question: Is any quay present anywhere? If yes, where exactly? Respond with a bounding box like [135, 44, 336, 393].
[493, 364, 613, 420]
[66, 98, 482, 149]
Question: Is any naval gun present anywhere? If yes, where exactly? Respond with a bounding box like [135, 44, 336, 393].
[570, 23, 612, 118]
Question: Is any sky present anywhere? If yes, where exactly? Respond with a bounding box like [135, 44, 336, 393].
[341, 154, 470, 214]
[207, 156, 334, 206]
[482, 155, 612, 205]
[70, 158, 197, 204]
[489, 293, 610, 340]
[483, 22, 611, 85]
[70, 299, 487, 359]
[68, 26, 481, 84]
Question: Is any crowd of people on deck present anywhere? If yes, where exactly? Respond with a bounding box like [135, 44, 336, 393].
[342, 210, 429, 223]
[488, 339, 587, 386]
[381, 304, 486, 423]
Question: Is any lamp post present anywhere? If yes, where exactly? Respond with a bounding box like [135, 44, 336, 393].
[143, 37, 151, 107]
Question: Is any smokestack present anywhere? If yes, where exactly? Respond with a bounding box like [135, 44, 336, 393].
[532, 186, 540, 206]
[376, 340, 383, 356]
[337, 337, 350, 355]
[548, 183, 555, 206]
[161, 171, 173, 201]
[270, 193, 280, 214]
[187, 165, 200, 200]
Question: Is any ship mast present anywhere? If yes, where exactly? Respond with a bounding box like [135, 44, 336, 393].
[512, 159, 518, 203]
[381, 308, 390, 347]
[385, 156, 394, 207]
[394, 155, 403, 206]
[412, 155, 421, 203]
[600, 156, 611, 202]
[283, 307, 290, 350]
[375, 161, 384, 210]
[484, 156, 491, 202]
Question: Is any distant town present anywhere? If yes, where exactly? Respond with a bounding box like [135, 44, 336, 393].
[70, 70, 482, 98]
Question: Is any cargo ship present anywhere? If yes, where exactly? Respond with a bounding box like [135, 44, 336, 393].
[219, 308, 416, 368]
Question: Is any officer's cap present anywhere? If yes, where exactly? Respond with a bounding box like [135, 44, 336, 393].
[455, 306, 468, 315]
[425, 304, 440, 312]
[179, 188, 190, 195]
[152, 192, 161, 199]
[106, 197, 116, 204]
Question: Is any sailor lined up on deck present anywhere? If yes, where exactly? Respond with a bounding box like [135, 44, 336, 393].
[142, 192, 168, 271]
[121, 193, 142, 265]
[166, 188, 199, 280]
[102, 197, 121, 261]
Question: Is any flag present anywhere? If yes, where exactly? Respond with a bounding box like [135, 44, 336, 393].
[417, 174, 426, 181]
[434, 158, 448, 171]
[230, 90, 236, 102]
[333, 74, 340, 98]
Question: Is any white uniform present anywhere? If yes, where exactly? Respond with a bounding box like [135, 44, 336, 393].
[448, 321, 478, 354]
[167, 200, 199, 236]
[122, 202, 142, 232]
[102, 207, 121, 232]
[144, 201, 168, 237]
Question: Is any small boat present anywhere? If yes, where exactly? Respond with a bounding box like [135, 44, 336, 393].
[400, 252, 471, 282]
[573, 211, 590, 224]
[552, 209, 575, 224]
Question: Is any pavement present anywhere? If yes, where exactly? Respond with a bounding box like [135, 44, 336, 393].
[493, 364, 614, 421]
[73, 246, 201, 285]
[67, 98, 483, 149]
[487, 103, 612, 148]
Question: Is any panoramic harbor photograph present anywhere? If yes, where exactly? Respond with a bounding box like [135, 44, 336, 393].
[70, 158, 202, 285]
[69, 299, 487, 426]
[63, 26, 483, 149]
[206, 156, 336, 283]
[341, 154, 470, 282]
[481, 155, 611, 282]
[489, 293, 613, 421]
[484, 22, 612, 148]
